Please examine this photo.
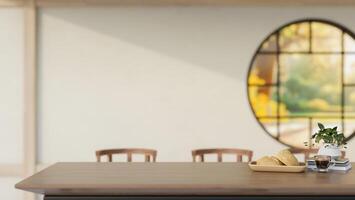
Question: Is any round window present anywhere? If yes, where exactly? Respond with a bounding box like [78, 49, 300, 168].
[247, 19, 355, 148]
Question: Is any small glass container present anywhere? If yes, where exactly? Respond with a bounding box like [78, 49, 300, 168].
[314, 155, 334, 173]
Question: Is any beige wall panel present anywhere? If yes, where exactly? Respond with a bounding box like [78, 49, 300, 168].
[0, 8, 24, 164]
[38, 7, 355, 164]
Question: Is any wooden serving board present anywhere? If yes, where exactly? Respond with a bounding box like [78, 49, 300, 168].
[248, 161, 306, 173]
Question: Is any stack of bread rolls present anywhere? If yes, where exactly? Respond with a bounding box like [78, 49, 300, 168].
[256, 149, 299, 166]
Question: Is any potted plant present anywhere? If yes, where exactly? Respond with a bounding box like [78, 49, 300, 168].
[306, 123, 347, 159]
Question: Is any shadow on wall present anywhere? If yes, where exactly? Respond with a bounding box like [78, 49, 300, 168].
[36, 6, 355, 161]
[39, 7, 283, 81]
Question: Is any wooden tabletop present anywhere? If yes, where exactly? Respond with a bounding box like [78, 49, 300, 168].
[15, 162, 355, 196]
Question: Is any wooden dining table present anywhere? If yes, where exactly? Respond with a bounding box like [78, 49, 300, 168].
[15, 162, 355, 200]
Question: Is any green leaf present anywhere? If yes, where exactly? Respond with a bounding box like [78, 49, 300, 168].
[318, 123, 325, 130]
[315, 134, 322, 143]
[330, 128, 337, 135]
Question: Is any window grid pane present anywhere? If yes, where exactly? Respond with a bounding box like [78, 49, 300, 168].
[248, 20, 355, 148]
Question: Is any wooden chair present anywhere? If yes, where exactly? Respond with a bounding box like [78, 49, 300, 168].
[288, 148, 346, 161]
[191, 148, 253, 162]
[96, 148, 157, 162]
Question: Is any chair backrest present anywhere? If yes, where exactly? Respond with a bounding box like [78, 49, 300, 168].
[191, 148, 253, 162]
[288, 148, 346, 161]
[96, 148, 157, 162]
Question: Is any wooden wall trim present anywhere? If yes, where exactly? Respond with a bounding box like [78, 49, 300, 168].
[23, 0, 37, 200]
[1, 0, 355, 7]
[0, 164, 23, 176]
[0, 0, 24, 6]
[34, 0, 355, 7]
[24, 0, 37, 177]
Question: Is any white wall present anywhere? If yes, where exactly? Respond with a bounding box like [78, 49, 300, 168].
[38, 6, 355, 163]
[0, 177, 23, 200]
[0, 8, 24, 200]
[0, 8, 23, 164]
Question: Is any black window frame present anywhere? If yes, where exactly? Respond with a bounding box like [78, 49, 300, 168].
[247, 18, 355, 148]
